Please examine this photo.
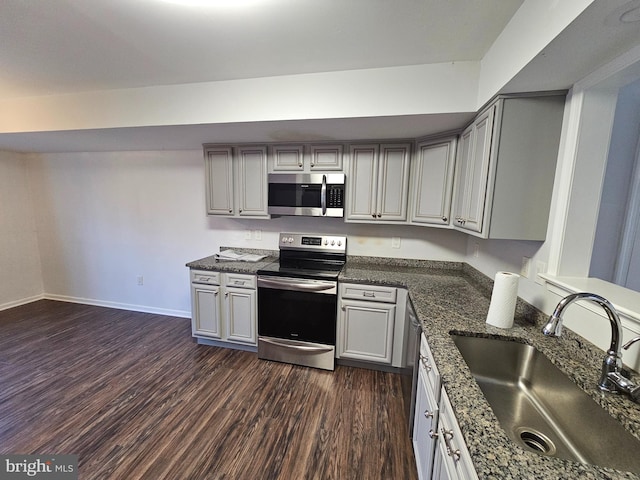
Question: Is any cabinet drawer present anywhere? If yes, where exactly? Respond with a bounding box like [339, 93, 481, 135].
[419, 333, 441, 398]
[224, 273, 256, 289]
[340, 283, 397, 303]
[191, 270, 221, 285]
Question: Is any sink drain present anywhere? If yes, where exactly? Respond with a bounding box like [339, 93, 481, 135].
[515, 427, 556, 456]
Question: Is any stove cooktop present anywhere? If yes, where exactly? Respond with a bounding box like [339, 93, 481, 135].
[257, 232, 347, 281]
[257, 260, 343, 281]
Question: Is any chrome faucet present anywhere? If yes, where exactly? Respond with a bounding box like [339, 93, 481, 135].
[543, 293, 640, 402]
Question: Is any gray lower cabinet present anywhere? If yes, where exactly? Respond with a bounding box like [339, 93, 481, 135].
[431, 388, 478, 480]
[337, 283, 408, 366]
[413, 333, 441, 479]
[414, 333, 478, 480]
[190, 270, 257, 348]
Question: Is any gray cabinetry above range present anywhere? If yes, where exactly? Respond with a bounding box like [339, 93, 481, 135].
[269, 143, 344, 172]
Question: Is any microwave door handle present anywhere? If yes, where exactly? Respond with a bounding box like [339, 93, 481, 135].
[321, 174, 327, 215]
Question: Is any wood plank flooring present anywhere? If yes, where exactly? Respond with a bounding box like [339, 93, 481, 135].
[0, 300, 417, 480]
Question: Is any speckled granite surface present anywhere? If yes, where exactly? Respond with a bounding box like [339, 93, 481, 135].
[341, 257, 640, 480]
[188, 252, 640, 478]
[185, 247, 278, 274]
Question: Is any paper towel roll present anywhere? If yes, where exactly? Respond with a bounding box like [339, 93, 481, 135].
[486, 272, 520, 329]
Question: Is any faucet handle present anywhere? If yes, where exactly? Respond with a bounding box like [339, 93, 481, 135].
[623, 336, 640, 350]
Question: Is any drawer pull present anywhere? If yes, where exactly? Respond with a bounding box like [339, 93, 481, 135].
[424, 410, 434, 419]
[442, 428, 461, 461]
[198, 277, 209, 282]
[234, 280, 245, 285]
[363, 291, 376, 298]
[428, 429, 438, 439]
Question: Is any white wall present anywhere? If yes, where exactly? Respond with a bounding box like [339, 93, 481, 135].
[0, 63, 479, 134]
[26, 151, 467, 317]
[0, 151, 43, 309]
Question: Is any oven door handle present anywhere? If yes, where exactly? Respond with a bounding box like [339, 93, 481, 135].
[260, 337, 334, 354]
[257, 277, 336, 293]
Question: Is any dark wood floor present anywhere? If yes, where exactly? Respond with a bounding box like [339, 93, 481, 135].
[0, 300, 417, 480]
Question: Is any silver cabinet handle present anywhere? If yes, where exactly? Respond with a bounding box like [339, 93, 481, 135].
[442, 216, 448, 222]
[362, 291, 375, 298]
[428, 429, 438, 439]
[419, 353, 431, 372]
[233, 280, 245, 285]
[441, 428, 461, 461]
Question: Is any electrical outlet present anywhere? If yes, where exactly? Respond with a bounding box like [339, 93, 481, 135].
[391, 237, 401, 249]
[137, 275, 144, 286]
[473, 243, 479, 258]
[521, 257, 531, 278]
[244, 230, 252, 240]
[254, 229, 262, 240]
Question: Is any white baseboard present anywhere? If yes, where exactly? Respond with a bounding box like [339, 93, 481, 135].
[42, 294, 191, 319]
[0, 294, 46, 312]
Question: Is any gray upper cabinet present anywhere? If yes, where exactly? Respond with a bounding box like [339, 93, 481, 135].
[451, 94, 565, 240]
[270, 143, 343, 172]
[204, 145, 269, 218]
[409, 136, 457, 227]
[346, 143, 411, 222]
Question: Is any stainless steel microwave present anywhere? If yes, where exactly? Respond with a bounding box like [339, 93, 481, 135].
[267, 173, 345, 217]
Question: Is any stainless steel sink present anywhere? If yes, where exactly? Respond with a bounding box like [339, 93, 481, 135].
[451, 334, 640, 473]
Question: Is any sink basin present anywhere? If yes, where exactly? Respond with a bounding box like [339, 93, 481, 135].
[451, 334, 640, 473]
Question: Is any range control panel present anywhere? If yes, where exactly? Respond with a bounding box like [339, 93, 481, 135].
[279, 233, 347, 253]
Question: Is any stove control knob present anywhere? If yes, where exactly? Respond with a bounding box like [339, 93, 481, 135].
[288, 236, 294, 243]
[331, 240, 335, 246]
[337, 240, 342, 246]
[324, 239, 329, 245]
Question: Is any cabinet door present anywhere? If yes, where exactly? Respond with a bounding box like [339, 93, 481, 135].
[451, 127, 472, 227]
[204, 147, 234, 216]
[338, 299, 395, 364]
[191, 283, 222, 339]
[433, 388, 479, 480]
[463, 106, 495, 233]
[309, 144, 343, 170]
[271, 144, 304, 171]
[224, 287, 257, 345]
[411, 138, 456, 226]
[377, 143, 411, 221]
[346, 145, 379, 220]
[236, 146, 269, 217]
[413, 371, 440, 480]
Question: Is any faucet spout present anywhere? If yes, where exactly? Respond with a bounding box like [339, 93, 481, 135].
[543, 292, 624, 393]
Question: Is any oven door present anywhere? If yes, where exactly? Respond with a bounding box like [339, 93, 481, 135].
[257, 276, 337, 370]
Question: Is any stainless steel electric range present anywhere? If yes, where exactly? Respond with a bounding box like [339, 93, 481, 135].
[256, 232, 347, 371]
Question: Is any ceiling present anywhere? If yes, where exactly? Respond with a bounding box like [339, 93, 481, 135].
[0, 0, 522, 99]
[2, 0, 640, 153]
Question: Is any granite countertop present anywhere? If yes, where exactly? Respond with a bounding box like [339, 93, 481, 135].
[340, 258, 640, 480]
[187, 251, 640, 478]
[186, 247, 278, 274]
